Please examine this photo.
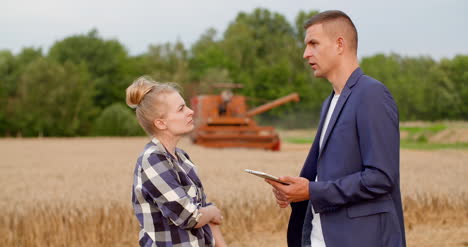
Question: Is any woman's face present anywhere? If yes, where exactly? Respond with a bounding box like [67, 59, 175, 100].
[158, 91, 194, 136]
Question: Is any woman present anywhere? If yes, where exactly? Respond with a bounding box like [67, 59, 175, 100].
[126, 76, 227, 247]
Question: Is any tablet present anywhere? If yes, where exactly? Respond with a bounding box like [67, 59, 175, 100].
[244, 169, 290, 185]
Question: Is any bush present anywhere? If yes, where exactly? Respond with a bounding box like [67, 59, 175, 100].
[93, 103, 144, 136]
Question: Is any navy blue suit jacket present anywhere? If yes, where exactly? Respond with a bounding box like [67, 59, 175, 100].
[287, 68, 406, 247]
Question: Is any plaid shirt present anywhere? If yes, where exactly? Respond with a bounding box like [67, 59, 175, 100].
[132, 138, 214, 247]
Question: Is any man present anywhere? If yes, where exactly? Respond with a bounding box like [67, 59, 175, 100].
[266, 10, 406, 247]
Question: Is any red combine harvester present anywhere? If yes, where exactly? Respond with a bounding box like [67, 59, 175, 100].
[190, 84, 300, 151]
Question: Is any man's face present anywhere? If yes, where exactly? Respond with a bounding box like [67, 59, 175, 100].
[303, 23, 337, 78]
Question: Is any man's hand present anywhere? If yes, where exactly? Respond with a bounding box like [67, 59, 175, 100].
[265, 176, 310, 208]
[272, 187, 290, 208]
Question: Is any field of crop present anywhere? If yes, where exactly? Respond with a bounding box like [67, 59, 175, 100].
[1, 127, 467, 246]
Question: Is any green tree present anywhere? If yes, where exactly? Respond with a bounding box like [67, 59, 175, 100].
[221, 8, 307, 114]
[440, 55, 468, 119]
[48, 29, 131, 108]
[134, 41, 190, 83]
[361, 54, 458, 120]
[294, 10, 319, 43]
[189, 28, 231, 83]
[13, 58, 96, 136]
[0, 50, 17, 135]
[0, 48, 44, 136]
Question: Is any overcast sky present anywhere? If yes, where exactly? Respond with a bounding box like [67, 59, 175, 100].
[2, 0, 467, 60]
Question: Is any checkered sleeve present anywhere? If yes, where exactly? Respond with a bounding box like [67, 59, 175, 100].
[179, 149, 214, 207]
[140, 151, 202, 229]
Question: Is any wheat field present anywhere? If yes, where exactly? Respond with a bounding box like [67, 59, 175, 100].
[0, 135, 467, 247]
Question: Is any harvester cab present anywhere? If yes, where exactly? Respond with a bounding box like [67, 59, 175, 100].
[190, 83, 300, 151]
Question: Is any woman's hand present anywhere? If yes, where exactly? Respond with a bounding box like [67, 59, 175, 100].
[209, 223, 228, 247]
[195, 205, 223, 228]
[209, 205, 223, 225]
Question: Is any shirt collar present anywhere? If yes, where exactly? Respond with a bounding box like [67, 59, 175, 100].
[151, 137, 176, 159]
[150, 137, 189, 164]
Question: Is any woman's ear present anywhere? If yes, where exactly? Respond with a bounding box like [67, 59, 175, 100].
[153, 119, 167, 130]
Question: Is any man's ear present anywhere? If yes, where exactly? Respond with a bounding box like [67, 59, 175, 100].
[153, 119, 167, 130]
[336, 36, 345, 54]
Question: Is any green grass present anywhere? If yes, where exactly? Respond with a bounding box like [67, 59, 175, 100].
[283, 123, 467, 150]
[284, 137, 314, 144]
[400, 141, 468, 150]
[398, 123, 468, 149]
[284, 137, 468, 150]
[399, 124, 447, 134]
[400, 124, 448, 142]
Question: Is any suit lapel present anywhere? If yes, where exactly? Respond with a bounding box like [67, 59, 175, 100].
[318, 88, 352, 159]
[317, 68, 364, 159]
[300, 96, 332, 179]
[317, 94, 333, 137]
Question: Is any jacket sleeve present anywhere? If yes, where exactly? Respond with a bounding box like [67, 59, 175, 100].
[309, 83, 400, 213]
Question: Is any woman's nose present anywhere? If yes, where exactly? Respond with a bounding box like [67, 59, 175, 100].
[187, 107, 194, 115]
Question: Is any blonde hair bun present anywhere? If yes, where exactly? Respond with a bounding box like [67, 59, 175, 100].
[125, 76, 156, 109]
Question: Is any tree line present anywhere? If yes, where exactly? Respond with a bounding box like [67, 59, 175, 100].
[0, 8, 466, 137]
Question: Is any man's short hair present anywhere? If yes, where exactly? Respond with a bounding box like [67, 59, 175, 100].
[304, 10, 358, 53]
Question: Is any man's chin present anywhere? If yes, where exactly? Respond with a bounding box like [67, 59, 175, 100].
[313, 70, 324, 78]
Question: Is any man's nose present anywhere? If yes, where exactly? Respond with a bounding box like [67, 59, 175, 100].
[303, 47, 311, 59]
